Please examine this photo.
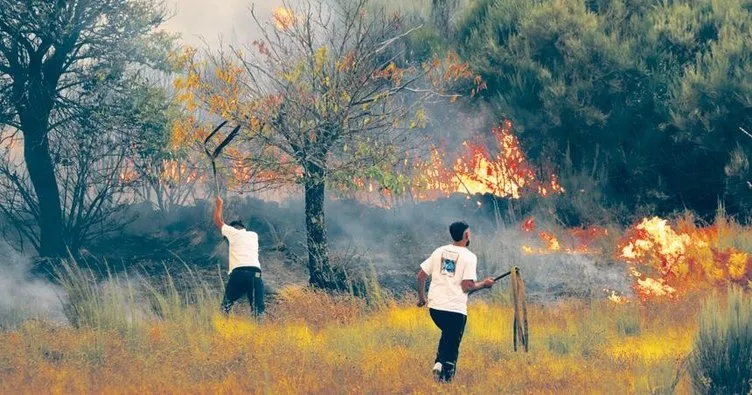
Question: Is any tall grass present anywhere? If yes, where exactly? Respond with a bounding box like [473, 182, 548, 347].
[55, 258, 222, 337]
[0, 290, 701, 393]
[56, 259, 146, 337]
[689, 287, 752, 394]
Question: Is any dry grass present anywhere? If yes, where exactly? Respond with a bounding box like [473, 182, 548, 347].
[0, 285, 700, 394]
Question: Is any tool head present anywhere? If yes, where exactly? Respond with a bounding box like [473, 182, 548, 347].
[211, 125, 241, 159]
[204, 120, 229, 146]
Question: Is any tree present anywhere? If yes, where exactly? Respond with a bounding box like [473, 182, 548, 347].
[121, 80, 205, 214]
[0, 0, 173, 257]
[456, 0, 752, 220]
[175, 0, 477, 290]
[0, 77, 172, 253]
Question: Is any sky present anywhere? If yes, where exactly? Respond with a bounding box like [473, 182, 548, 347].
[163, 0, 289, 47]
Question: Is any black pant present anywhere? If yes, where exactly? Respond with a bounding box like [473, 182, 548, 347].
[221, 267, 265, 316]
[430, 308, 467, 382]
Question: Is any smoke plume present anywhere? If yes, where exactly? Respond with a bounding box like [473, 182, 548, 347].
[0, 243, 66, 327]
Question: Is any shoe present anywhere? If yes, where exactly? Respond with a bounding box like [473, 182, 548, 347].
[432, 362, 442, 382]
[441, 362, 456, 382]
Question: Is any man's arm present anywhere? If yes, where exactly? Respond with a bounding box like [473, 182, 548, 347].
[461, 277, 494, 294]
[416, 269, 428, 307]
[213, 196, 224, 230]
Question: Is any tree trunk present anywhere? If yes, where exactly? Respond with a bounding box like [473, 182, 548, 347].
[22, 121, 65, 257]
[304, 163, 334, 290]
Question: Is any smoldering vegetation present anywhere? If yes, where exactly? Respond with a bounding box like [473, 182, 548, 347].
[75, 193, 632, 302]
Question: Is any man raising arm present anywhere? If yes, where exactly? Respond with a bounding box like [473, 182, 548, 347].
[214, 196, 265, 317]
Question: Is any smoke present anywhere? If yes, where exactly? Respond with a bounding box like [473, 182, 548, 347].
[319, 197, 632, 300]
[477, 227, 633, 301]
[0, 243, 67, 328]
[164, 0, 290, 47]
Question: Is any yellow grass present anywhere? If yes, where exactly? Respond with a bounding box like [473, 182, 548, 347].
[0, 288, 698, 394]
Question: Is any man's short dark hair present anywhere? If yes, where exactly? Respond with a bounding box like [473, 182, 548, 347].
[449, 221, 469, 242]
[229, 220, 245, 230]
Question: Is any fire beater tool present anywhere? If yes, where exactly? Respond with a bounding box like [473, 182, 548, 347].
[469, 266, 529, 352]
[203, 121, 241, 195]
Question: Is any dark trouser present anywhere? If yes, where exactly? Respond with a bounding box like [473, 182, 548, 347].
[221, 267, 265, 317]
[429, 308, 467, 382]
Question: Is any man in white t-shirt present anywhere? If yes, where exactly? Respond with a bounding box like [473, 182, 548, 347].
[214, 196, 264, 317]
[416, 221, 494, 382]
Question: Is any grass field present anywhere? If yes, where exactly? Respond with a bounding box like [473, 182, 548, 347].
[0, 285, 702, 394]
[3, 213, 752, 394]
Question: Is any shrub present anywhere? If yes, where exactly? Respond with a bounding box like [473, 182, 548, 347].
[689, 287, 752, 394]
[615, 306, 642, 337]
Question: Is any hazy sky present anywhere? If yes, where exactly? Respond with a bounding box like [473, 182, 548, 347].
[163, 0, 289, 47]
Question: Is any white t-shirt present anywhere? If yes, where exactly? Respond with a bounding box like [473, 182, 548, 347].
[420, 244, 478, 315]
[221, 224, 261, 273]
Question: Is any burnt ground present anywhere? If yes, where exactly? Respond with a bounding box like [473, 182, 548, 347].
[76, 194, 632, 301]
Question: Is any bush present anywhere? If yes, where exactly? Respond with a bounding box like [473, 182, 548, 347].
[615, 307, 641, 337]
[689, 287, 752, 394]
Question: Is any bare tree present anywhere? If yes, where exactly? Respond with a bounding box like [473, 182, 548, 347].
[0, 124, 133, 253]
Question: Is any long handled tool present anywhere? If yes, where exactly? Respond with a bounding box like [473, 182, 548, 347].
[469, 266, 529, 352]
[203, 121, 241, 195]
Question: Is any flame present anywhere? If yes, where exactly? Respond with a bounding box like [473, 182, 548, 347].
[520, 217, 608, 255]
[120, 159, 202, 187]
[522, 217, 535, 232]
[629, 267, 677, 301]
[411, 121, 564, 201]
[273, 7, 295, 30]
[539, 231, 561, 251]
[606, 289, 629, 304]
[616, 216, 752, 301]
[619, 217, 691, 272]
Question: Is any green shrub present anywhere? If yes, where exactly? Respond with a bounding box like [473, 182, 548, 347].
[689, 287, 752, 394]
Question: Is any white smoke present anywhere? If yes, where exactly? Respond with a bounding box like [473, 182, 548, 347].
[164, 0, 290, 47]
[0, 243, 67, 327]
[476, 227, 633, 301]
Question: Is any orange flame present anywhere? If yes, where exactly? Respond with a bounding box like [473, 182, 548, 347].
[412, 121, 564, 201]
[605, 289, 629, 304]
[520, 217, 608, 255]
[617, 216, 752, 301]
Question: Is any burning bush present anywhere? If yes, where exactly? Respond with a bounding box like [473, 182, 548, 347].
[618, 215, 752, 301]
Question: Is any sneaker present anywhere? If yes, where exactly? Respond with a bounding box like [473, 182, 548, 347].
[441, 362, 456, 382]
[432, 362, 442, 382]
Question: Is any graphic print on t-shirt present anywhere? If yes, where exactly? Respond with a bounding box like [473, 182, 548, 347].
[440, 250, 460, 277]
